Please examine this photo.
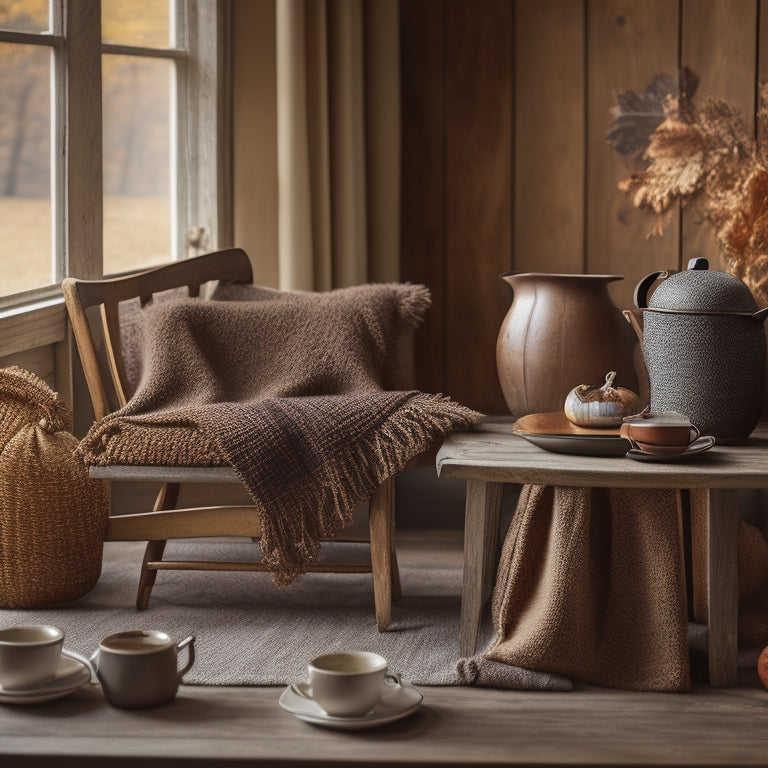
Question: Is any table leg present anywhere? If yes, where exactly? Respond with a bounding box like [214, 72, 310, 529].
[706, 488, 740, 687]
[460, 479, 503, 658]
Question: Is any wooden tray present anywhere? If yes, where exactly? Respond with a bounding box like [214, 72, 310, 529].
[512, 410, 620, 436]
[512, 411, 628, 457]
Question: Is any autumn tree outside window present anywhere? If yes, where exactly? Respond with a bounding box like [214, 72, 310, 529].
[0, 0, 228, 313]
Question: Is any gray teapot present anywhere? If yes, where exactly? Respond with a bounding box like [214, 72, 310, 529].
[630, 257, 767, 442]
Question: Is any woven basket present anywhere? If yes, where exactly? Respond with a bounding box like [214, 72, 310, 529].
[0, 367, 109, 608]
[0, 366, 72, 449]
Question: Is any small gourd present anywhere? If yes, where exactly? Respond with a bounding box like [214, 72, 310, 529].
[757, 645, 768, 691]
[564, 371, 642, 428]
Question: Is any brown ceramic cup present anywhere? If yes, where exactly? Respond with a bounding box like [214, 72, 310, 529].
[619, 420, 699, 449]
[630, 440, 694, 456]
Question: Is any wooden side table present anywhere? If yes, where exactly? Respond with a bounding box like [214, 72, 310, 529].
[436, 418, 768, 687]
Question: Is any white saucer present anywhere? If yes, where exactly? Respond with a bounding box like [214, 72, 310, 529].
[0, 652, 92, 705]
[279, 680, 423, 730]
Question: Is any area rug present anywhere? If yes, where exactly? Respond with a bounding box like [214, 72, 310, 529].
[0, 539, 494, 687]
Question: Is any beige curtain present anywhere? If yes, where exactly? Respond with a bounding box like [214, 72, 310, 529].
[276, 0, 400, 291]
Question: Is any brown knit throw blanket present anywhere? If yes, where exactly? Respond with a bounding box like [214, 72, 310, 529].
[482, 484, 768, 691]
[486, 485, 690, 692]
[78, 282, 482, 585]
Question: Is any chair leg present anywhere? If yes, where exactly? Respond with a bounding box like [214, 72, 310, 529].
[391, 548, 402, 602]
[136, 540, 167, 610]
[388, 482, 402, 602]
[369, 476, 400, 631]
[135, 482, 179, 610]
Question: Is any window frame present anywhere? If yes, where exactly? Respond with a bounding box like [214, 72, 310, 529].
[0, 0, 230, 358]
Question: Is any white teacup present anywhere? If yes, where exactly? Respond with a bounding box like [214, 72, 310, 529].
[300, 651, 401, 717]
[91, 630, 195, 709]
[0, 624, 65, 691]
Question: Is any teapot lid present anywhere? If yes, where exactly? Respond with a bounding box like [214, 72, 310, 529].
[648, 257, 758, 313]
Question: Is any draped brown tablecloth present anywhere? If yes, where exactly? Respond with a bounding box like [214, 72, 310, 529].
[480, 485, 768, 692]
[77, 282, 482, 586]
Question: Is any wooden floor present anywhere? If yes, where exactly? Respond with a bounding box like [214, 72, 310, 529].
[2, 530, 768, 767]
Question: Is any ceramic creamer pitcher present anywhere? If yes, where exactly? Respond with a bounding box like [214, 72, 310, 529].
[496, 273, 640, 416]
[629, 257, 767, 441]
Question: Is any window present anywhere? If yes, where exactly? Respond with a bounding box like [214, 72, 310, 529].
[0, 0, 228, 311]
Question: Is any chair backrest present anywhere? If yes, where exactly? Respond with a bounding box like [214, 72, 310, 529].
[62, 248, 254, 420]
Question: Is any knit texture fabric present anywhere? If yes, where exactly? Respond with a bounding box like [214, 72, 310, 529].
[78, 282, 482, 585]
[456, 655, 573, 691]
[485, 484, 691, 692]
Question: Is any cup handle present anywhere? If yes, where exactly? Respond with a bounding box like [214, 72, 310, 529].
[63, 648, 98, 684]
[290, 681, 312, 699]
[690, 425, 701, 442]
[384, 671, 402, 688]
[176, 635, 196, 681]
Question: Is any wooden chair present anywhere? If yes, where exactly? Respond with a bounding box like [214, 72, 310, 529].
[62, 248, 401, 630]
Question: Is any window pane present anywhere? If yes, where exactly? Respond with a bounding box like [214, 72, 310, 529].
[0, 44, 52, 296]
[101, 0, 172, 48]
[0, 0, 50, 34]
[102, 54, 172, 275]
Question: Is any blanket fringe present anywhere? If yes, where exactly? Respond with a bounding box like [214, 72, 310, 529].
[241, 393, 482, 586]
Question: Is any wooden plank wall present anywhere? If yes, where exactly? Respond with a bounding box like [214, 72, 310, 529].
[400, 0, 513, 416]
[400, 0, 766, 414]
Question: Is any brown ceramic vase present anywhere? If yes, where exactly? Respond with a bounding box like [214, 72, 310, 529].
[496, 273, 640, 416]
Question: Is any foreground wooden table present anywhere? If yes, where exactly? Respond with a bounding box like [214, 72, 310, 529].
[436, 418, 768, 687]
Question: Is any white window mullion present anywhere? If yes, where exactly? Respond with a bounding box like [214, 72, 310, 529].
[51, 1, 65, 283]
[174, 1, 189, 261]
[184, 0, 231, 256]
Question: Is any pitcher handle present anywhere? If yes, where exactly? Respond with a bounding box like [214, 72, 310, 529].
[176, 635, 196, 681]
[634, 270, 668, 309]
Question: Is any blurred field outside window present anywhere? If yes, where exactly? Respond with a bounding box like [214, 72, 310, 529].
[0, 39, 52, 295]
[102, 0, 173, 275]
[0, 0, 224, 305]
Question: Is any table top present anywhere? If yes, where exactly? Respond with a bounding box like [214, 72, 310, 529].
[436, 417, 768, 489]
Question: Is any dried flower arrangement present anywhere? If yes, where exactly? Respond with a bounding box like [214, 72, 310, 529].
[607, 67, 768, 305]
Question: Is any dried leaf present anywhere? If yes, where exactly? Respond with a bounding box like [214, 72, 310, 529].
[606, 67, 699, 158]
[698, 98, 754, 165]
[712, 169, 768, 259]
[740, 251, 768, 306]
[617, 118, 705, 214]
[610, 70, 768, 304]
[757, 82, 768, 166]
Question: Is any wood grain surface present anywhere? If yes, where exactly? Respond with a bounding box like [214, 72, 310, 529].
[437, 419, 768, 488]
[443, 0, 512, 415]
[586, 0, 680, 314]
[399, 0, 446, 402]
[514, 0, 585, 275]
[681, 0, 758, 274]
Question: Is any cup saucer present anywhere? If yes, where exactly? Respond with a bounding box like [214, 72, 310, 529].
[279, 679, 423, 730]
[0, 651, 93, 705]
[626, 435, 716, 462]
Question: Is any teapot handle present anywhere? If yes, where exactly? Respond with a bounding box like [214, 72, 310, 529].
[634, 271, 669, 309]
